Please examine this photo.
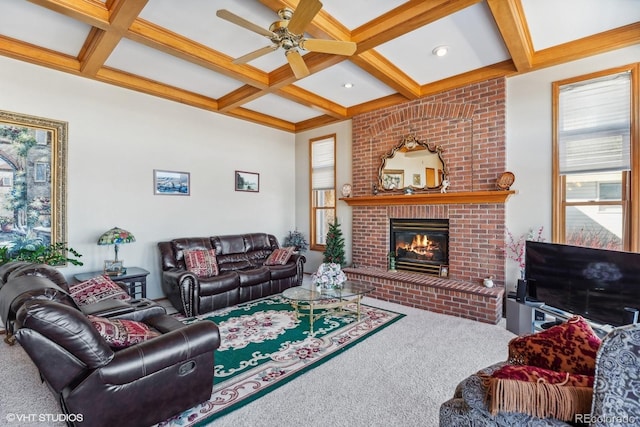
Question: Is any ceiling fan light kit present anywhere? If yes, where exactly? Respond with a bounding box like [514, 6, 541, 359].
[217, 0, 356, 79]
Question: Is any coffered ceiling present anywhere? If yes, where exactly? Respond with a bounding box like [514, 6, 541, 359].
[1, 0, 639, 133]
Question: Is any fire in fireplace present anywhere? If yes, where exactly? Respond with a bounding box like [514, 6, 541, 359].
[390, 219, 449, 276]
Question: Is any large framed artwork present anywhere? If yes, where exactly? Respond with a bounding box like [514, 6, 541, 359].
[0, 110, 67, 250]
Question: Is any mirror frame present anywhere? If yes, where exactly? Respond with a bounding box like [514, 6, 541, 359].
[0, 109, 67, 249]
[377, 134, 447, 192]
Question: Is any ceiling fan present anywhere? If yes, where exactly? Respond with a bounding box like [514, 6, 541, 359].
[216, 0, 357, 79]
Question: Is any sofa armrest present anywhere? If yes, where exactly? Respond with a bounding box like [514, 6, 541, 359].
[458, 361, 507, 411]
[99, 321, 220, 384]
[79, 298, 134, 317]
[291, 253, 306, 286]
[162, 268, 198, 316]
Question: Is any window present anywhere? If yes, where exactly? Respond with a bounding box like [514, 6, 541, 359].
[310, 135, 336, 250]
[553, 66, 638, 251]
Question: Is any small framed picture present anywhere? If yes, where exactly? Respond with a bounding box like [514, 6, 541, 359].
[235, 170, 259, 192]
[439, 265, 449, 278]
[104, 260, 123, 276]
[154, 169, 190, 196]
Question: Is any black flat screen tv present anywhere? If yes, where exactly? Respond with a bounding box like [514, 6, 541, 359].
[525, 241, 640, 326]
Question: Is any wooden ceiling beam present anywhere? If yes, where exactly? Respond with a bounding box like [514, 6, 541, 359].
[128, 20, 269, 89]
[533, 23, 640, 69]
[218, 86, 266, 112]
[277, 85, 347, 118]
[27, 0, 110, 29]
[352, 0, 481, 53]
[420, 60, 517, 97]
[0, 35, 80, 73]
[295, 115, 345, 132]
[486, 0, 534, 71]
[225, 107, 296, 132]
[347, 93, 412, 117]
[79, 0, 148, 76]
[96, 67, 218, 111]
[350, 50, 419, 99]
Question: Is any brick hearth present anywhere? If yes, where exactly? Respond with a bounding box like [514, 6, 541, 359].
[347, 77, 507, 322]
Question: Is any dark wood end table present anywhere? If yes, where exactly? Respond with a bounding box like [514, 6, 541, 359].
[73, 267, 150, 299]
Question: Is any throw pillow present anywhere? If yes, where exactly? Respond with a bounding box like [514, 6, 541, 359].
[487, 364, 593, 421]
[508, 316, 601, 376]
[69, 275, 131, 306]
[88, 315, 160, 349]
[184, 249, 219, 277]
[264, 246, 295, 266]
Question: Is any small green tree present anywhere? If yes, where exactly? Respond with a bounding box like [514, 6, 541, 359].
[323, 220, 345, 266]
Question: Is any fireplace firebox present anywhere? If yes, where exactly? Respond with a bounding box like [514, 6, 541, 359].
[390, 219, 449, 276]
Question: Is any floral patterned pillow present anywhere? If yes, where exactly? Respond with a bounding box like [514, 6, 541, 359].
[184, 249, 219, 277]
[69, 275, 131, 306]
[88, 315, 160, 349]
[508, 316, 601, 376]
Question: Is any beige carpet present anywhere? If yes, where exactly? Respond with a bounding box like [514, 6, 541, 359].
[0, 297, 515, 427]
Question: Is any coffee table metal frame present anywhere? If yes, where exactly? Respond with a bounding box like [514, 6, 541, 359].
[282, 281, 374, 334]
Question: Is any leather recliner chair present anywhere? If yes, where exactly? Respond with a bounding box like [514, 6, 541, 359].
[15, 297, 221, 427]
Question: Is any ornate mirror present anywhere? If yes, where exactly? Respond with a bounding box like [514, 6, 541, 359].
[378, 134, 447, 191]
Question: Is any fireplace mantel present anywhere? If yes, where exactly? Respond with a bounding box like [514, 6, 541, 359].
[339, 190, 515, 206]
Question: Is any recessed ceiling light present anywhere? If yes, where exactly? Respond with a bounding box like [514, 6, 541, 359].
[432, 46, 449, 57]
[343, 82, 354, 89]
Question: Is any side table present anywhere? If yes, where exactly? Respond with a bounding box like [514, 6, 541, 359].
[74, 267, 150, 299]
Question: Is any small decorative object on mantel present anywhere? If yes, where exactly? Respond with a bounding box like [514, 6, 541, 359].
[372, 183, 379, 195]
[404, 187, 414, 195]
[483, 276, 495, 288]
[496, 171, 515, 190]
[312, 262, 347, 290]
[440, 178, 450, 193]
[341, 183, 352, 197]
[439, 265, 449, 278]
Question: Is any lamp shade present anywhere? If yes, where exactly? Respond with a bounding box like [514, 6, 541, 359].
[98, 227, 136, 245]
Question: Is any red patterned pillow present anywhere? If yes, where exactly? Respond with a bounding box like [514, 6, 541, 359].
[508, 316, 601, 376]
[69, 275, 131, 306]
[184, 249, 219, 277]
[264, 247, 295, 266]
[88, 315, 160, 349]
[491, 364, 594, 388]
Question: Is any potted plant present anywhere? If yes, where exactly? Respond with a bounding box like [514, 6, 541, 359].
[0, 241, 83, 266]
[283, 229, 309, 253]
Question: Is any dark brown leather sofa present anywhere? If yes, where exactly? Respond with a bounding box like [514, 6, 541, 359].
[15, 295, 220, 427]
[158, 233, 305, 316]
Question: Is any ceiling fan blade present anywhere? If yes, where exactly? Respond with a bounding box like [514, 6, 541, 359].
[287, 0, 322, 35]
[216, 9, 275, 38]
[285, 50, 310, 79]
[300, 39, 356, 56]
[233, 45, 278, 64]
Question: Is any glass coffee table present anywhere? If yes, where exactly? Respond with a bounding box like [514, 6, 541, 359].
[282, 281, 375, 334]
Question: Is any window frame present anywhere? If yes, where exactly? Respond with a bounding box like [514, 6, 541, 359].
[552, 64, 639, 251]
[309, 134, 337, 251]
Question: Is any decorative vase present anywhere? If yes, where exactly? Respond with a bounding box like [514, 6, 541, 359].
[483, 277, 494, 288]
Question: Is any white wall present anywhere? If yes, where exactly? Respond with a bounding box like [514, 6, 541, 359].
[505, 44, 640, 290]
[0, 56, 296, 298]
[294, 120, 352, 273]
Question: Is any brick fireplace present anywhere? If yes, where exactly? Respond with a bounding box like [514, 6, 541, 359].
[344, 78, 508, 324]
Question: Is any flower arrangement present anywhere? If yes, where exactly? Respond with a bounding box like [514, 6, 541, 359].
[505, 226, 545, 276]
[312, 262, 347, 290]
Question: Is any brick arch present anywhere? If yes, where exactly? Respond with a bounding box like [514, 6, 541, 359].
[0, 150, 19, 170]
[367, 103, 476, 138]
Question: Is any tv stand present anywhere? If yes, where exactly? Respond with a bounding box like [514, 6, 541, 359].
[506, 297, 613, 337]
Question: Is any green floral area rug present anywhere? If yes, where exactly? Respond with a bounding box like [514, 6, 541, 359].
[159, 294, 404, 426]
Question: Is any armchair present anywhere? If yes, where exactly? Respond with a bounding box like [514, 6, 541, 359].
[15, 298, 220, 427]
[439, 322, 640, 426]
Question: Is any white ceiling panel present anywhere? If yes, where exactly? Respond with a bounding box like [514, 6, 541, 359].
[0, 0, 89, 56]
[294, 61, 396, 107]
[244, 94, 322, 123]
[105, 39, 243, 98]
[522, 0, 640, 50]
[376, 3, 510, 84]
[321, 0, 406, 30]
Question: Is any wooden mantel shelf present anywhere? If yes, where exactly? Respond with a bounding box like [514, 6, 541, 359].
[339, 190, 516, 206]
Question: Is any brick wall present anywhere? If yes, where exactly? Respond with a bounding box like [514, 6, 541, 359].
[350, 77, 507, 291]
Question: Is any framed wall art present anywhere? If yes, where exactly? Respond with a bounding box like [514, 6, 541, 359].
[153, 169, 190, 196]
[235, 170, 259, 192]
[0, 109, 67, 251]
